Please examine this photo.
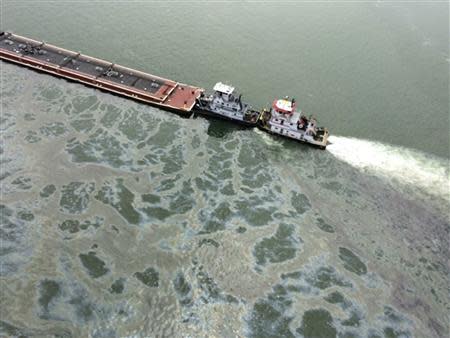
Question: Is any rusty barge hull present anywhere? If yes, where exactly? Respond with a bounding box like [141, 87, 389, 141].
[0, 32, 203, 115]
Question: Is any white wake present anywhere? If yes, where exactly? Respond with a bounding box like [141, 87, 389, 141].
[327, 136, 449, 200]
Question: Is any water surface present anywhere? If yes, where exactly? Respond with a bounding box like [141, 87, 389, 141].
[1, 1, 449, 337]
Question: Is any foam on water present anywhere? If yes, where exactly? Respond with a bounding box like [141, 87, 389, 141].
[327, 135, 449, 201]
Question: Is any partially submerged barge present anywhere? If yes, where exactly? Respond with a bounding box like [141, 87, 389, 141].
[0, 32, 203, 114]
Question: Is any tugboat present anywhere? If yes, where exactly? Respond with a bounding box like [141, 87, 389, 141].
[194, 82, 261, 126]
[258, 97, 329, 149]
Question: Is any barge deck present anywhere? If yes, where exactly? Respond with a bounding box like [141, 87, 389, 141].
[0, 32, 203, 114]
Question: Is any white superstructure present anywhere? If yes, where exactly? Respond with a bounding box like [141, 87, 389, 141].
[213, 82, 235, 96]
[260, 96, 329, 149]
[195, 82, 260, 125]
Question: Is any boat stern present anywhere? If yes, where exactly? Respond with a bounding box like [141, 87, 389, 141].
[314, 127, 329, 149]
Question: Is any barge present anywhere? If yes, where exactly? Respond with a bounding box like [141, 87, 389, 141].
[0, 32, 203, 115]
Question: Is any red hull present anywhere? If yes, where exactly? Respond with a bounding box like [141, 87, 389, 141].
[0, 32, 203, 114]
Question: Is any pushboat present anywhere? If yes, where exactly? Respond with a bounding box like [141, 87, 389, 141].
[258, 97, 329, 149]
[194, 82, 260, 127]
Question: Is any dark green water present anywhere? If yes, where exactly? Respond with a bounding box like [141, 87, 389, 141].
[1, 1, 449, 337]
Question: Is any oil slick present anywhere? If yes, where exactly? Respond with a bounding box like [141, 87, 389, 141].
[0, 63, 448, 337]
